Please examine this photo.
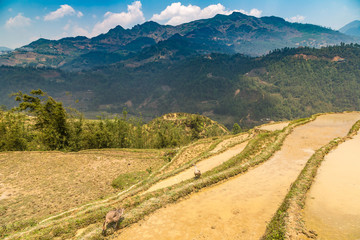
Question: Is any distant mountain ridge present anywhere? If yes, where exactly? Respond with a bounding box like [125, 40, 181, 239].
[340, 20, 360, 37]
[0, 47, 12, 52]
[0, 12, 358, 69]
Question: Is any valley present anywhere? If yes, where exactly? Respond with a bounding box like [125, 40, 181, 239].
[1, 6, 360, 240]
[0, 12, 359, 129]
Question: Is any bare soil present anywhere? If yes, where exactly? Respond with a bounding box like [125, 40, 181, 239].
[116, 112, 360, 240]
[303, 131, 360, 239]
[0, 149, 166, 225]
[258, 121, 290, 131]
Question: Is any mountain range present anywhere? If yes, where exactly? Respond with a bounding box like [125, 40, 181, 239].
[1, 14, 360, 128]
[0, 12, 358, 70]
[0, 47, 12, 52]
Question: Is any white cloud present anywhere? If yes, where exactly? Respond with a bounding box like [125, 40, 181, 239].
[239, 8, 262, 18]
[151, 3, 262, 26]
[92, 1, 145, 36]
[286, 15, 305, 23]
[55, 25, 90, 40]
[72, 26, 90, 37]
[151, 3, 233, 26]
[44, 4, 83, 21]
[5, 13, 31, 28]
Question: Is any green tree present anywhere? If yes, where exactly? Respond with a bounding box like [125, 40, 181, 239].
[13, 89, 69, 150]
[0, 111, 28, 151]
[187, 115, 204, 140]
[232, 123, 242, 134]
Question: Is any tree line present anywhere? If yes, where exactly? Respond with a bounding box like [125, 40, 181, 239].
[0, 90, 228, 151]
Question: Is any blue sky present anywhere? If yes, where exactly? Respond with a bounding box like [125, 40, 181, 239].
[1, 0, 360, 49]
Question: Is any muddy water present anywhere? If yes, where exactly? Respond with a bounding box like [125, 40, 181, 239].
[304, 132, 360, 240]
[118, 113, 360, 240]
[144, 140, 249, 194]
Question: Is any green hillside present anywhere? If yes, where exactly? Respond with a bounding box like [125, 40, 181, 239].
[1, 44, 360, 128]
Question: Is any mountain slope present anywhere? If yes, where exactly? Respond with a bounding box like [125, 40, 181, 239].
[0, 13, 358, 69]
[1, 44, 360, 128]
[340, 20, 360, 37]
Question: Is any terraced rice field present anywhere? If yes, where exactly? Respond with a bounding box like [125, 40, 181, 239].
[304, 132, 360, 239]
[2, 112, 360, 240]
[144, 137, 249, 194]
[117, 112, 360, 240]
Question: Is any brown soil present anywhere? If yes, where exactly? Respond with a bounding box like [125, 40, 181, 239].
[0, 149, 166, 225]
[116, 112, 360, 240]
[294, 54, 319, 61]
[303, 132, 360, 239]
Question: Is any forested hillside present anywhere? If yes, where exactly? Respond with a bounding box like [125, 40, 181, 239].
[1, 44, 360, 128]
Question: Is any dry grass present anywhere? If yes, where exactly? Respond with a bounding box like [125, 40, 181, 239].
[0, 149, 167, 227]
[163, 140, 214, 173]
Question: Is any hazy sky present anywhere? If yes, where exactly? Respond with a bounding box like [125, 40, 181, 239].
[1, 0, 360, 49]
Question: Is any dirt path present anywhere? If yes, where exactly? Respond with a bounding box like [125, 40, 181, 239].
[258, 121, 289, 131]
[303, 131, 360, 239]
[116, 113, 360, 240]
[209, 133, 249, 154]
[144, 140, 249, 194]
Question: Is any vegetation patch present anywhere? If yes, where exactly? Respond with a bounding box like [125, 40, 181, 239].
[1, 94, 228, 152]
[112, 171, 148, 190]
